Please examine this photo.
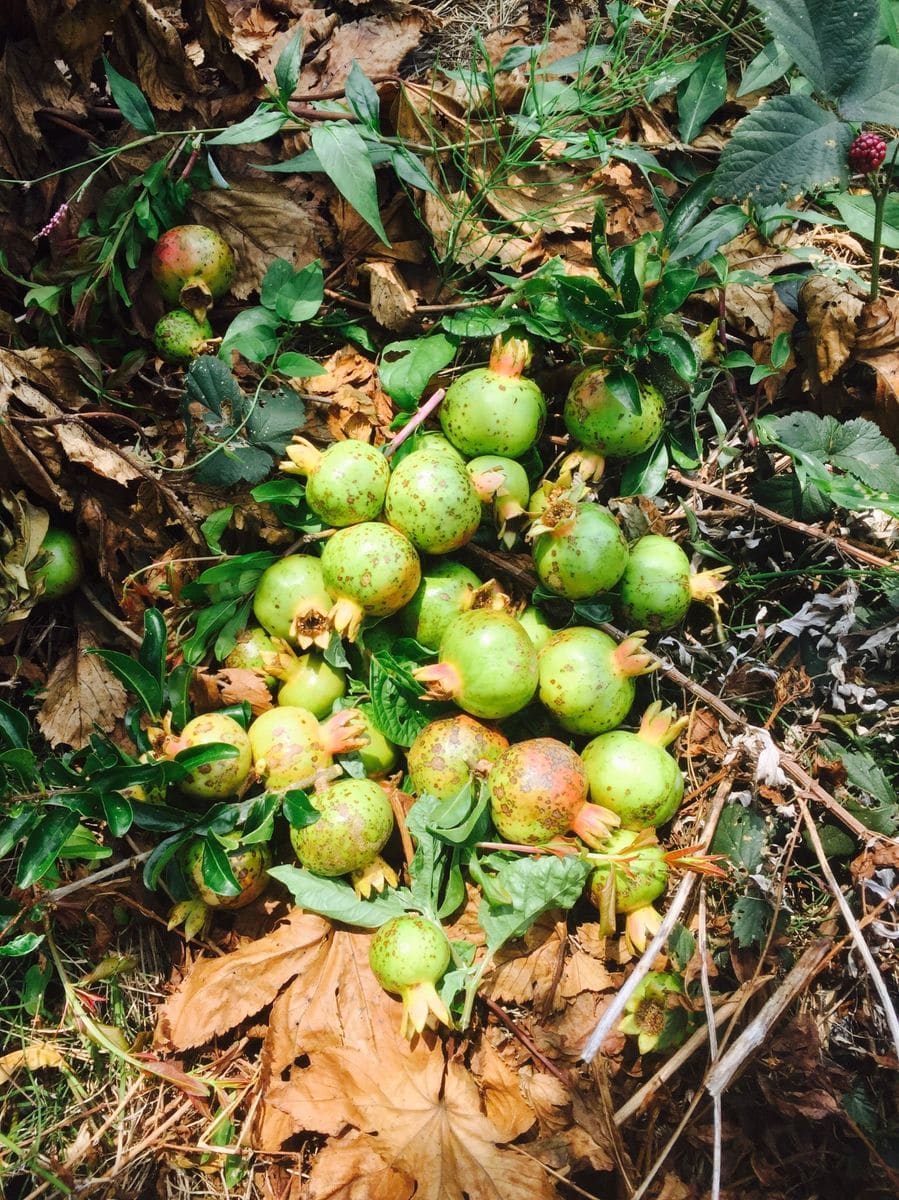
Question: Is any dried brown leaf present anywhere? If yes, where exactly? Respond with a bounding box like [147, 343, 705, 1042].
[192, 667, 274, 717]
[36, 632, 127, 749]
[800, 276, 863, 387]
[299, 15, 430, 91]
[155, 910, 331, 1051]
[364, 261, 419, 332]
[306, 1133, 415, 1200]
[472, 1039, 536, 1141]
[490, 913, 565, 1009]
[0, 1041, 66, 1083]
[189, 179, 321, 301]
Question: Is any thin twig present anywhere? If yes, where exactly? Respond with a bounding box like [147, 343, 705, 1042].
[481, 995, 571, 1085]
[384, 388, 446, 457]
[699, 885, 722, 1200]
[43, 850, 152, 902]
[79, 581, 142, 646]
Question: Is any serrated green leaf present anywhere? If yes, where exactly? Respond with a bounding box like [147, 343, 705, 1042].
[311, 123, 389, 244]
[267, 865, 411, 926]
[763, 411, 899, 494]
[103, 57, 156, 133]
[711, 804, 767, 872]
[184, 356, 243, 418]
[731, 894, 774, 948]
[749, 0, 879, 97]
[714, 95, 852, 204]
[477, 854, 591, 951]
[677, 45, 727, 143]
[369, 656, 431, 747]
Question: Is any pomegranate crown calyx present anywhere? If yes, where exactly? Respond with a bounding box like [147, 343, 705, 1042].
[320, 708, 370, 755]
[488, 334, 532, 379]
[556, 449, 605, 489]
[689, 565, 730, 612]
[637, 699, 688, 747]
[413, 661, 462, 703]
[280, 436, 323, 479]
[611, 633, 658, 679]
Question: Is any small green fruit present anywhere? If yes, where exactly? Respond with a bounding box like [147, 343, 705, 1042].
[153, 309, 213, 363]
[32, 528, 83, 601]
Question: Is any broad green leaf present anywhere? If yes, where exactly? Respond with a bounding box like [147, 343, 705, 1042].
[201, 506, 234, 553]
[219, 307, 280, 363]
[0, 933, 45, 958]
[650, 268, 699, 318]
[731, 894, 776, 947]
[16, 810, 81, 888]
[274, 25, 303, 102]
[208, 109, 286, 145]
[0, 810, 38, 859]
[273, 261, 324, 323]
[86, 650, 163, 718]
[477, 855, 591, 951]
[0, 698, 30, 749]
[714, 95, 852, 204]
[276, 351, 326, 377]
[831, 190, 899, 250]
[345, 61, 381, 130]
[677, 45, 727, 143]
[650, 330, 699, 381]
[643, 57, 699, 103]
[379, 335, 456, 411]
[194, 440, 273, 487]
[138, 608, 167, 696]
[737, 41, 794, 97]
[245, 384, 305, 455]
[311, 123, 390, 244]
[388, 147, 439, 194]
[711, 804, 767, 872]
[101, 792, 133, 838]
[369, 655, 432, 747]
[268, 865, 412, 926]
[761, 411, 899, 494]
[749, 0, 879, 97]
[661, 174, 718, 250]
[103, 57, 156, 133]
[667, 205, 748, 265]
[143, 832, 191, 890]
[184, 356, 243, 418]
[283, 789, 321, 829]
[556, 276, 617, 334]
[440, 307, 510, 338]
[604, 368, 642, 415]
[620, 437, 668, 497]
[838, 44, 899, 122]
[260, 258, 295, 309]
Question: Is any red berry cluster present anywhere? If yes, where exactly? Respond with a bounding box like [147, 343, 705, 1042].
[848, 132, 887, 174]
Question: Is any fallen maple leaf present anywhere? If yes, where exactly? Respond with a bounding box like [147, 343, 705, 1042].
[306, 1132, 415, 1200]
[155, 910, 331, 1051]
[472, 1038, 536, 1141]
[36, 631, 127, 749]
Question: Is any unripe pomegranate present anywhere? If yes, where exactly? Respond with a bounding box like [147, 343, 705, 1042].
[582, 702, 687, 829]
[588, 828, 668, 952]
[180, 838, 272, 909]
[153, 309, 213, 363]
[252, 555, 333, 649]
[411, 432, 464, 461]
[467, 455, 531, 547]
[280, 437, 389, 527]
[538, 627, 655, 735]
[517, 604, 555, 652]
[489, 738, 618, 848]
[355, 707, 399, 778]
[407, 714, 509, 800]
[398, 560, 481, 649]
[617, 534, 728, 631]
[369, 914, 452, 1038]
[564, 368, 664, 458]
[440, 336, 546, 457]
[265, 643, 346, 717]
[32, 528, 83, 601]
[414, 610, 538, 720]
[151, 225, 235, 319]
[162, 713, 252, 802]
[530, 496, 628, 599]
[248, 705, 367, 791]
[384, 450, 481, 554]
[290, 777, 396, 896]
[321, 522, 421, 641]
[223, 625, 277, 686]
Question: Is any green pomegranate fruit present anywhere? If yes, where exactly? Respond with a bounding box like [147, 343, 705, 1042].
[223, 625, 278, 686]
[384, 450, 482, 554]
[538, 627, 655, 735]
[321, 522, 421, 641]
[414, 610, 538, 720]
[253, 555, 333, 649]
[582, 702, 687, 830]
[354, 706, 399, 777]
[588, 828, 668, 952]
[290, 777, 396, 896]
[530, 495, 628, 600]
[407, 714, 509, 800]
[489, 738, 618, 848]
[440, 336, 546, 457]
[617, 534, 728, 631]
[151, 224, 235, 318]
[564, 368, 665, 458]
[517, 604, 555, 652]
[410, 432, 464, 461]
[467, 455, 531, 547]
[398, 560, 481, 649]
[280, 437, 389, 527]
[180, 838, 271, 909]
[163, 713, 252, 802]
[268, 646, 346, 717]
[32, 528, 83, 601]
[369, 914, 452, 1038]
[248, 705, 367, 791]
[153, 309, 213, 363]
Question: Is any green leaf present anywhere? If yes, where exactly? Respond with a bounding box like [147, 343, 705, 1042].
[605, 368, 642, 415]
[650, 268, 699, 318]
[620, 437, 668, 497]
[831, 190, 899, 250]
[0, 932, 45, 958]
[346, 61, 381, 131]
[267, 865, 411, 926]
[0, 698, 30, 749]
[714, 95, 852, 204]
[201, 506, 234, 553]
[274, 25, 303, 103]
[219, 307, 281, 363]
[644, 57, 701, 102]
[86, 650, 163, 718]
[201, 837, 242, 897]
[208, 108, 286, 145]
[651, 331, 699, 382]
[761, 411, 899, 494]
[557, 276, 618, 333]
[478, 854, 591, 951]
[667, 205, 748, 266]
[369, 655, 432, 747]
[379, 335, 457, 412]
[590, 199, 615, 284]
[283, 789, 321, 829]
[440, 307, 510, 338]
[273, 260, 324, 323]
[737, 41, 795, 97]
[102, 792, 133, 838]
[711, 804, 767, 872]
[677, 45, 728, 143]
[245, 385, 305, 455]
[661, 174, 718, 250]
[184, 355, 243, 418]
[276, 351, 326, 377]
[311, 123, 390, 244]
[16, 810, 81, 888]
[138, 608, 167, 697]
[667, 923, 695, 970]
[388, 147, 438, 194]
[731, 894, 776, 948]
[749, 0, 879, 97]
[103, 57, 156, 133]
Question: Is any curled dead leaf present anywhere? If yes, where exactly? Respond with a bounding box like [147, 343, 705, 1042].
[36, 631, 128, 749]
